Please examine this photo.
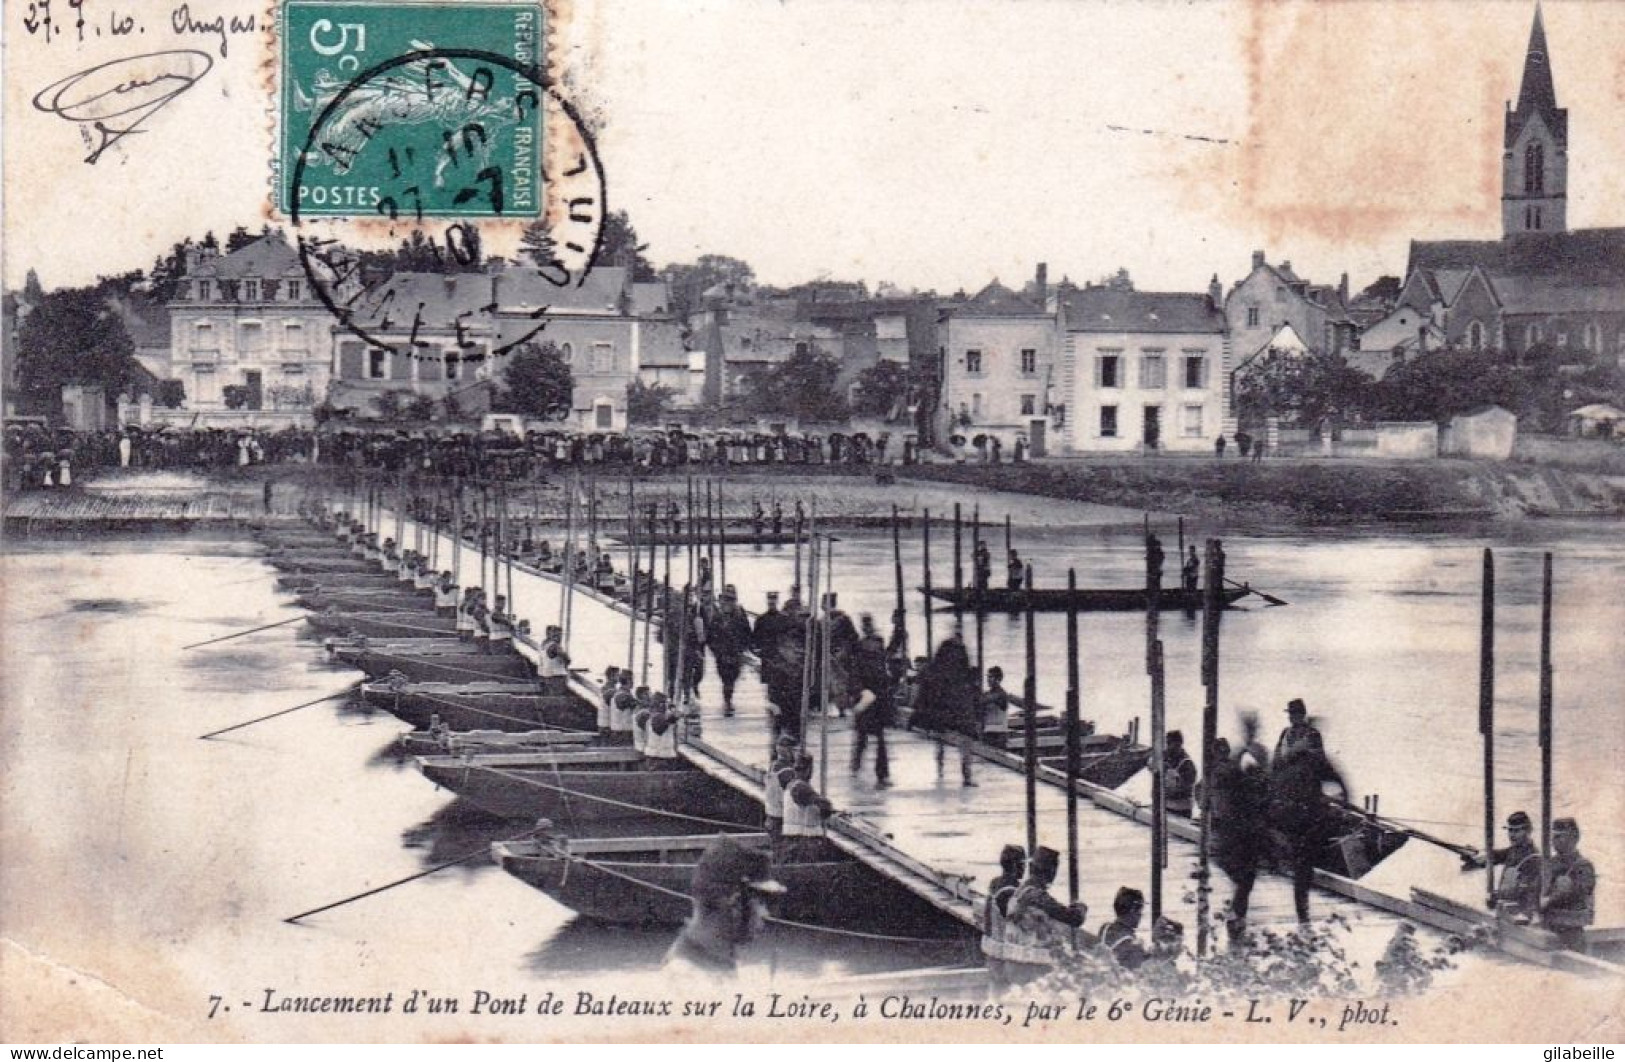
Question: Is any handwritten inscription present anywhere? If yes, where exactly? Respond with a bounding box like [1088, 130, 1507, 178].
[32, 49, 213, 163]
[20, 0, 258, 55]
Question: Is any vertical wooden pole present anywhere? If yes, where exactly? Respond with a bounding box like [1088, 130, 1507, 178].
[820, 536, 834, 794]
[1065, 568, 1081, 909]
[1196, 537, 1226, 957]
[1539, 552, 1554, 868]
[972, 505, 984, 679]
[705, 480, 716, 585]
[626, 475, 637, 678]
[1480, 548, 1496, 908]
[891, 504, 907, 656]
[1147, 532, 1166, 922]
[643, 505, 656, 688]
[1004, 513, 1012, 559]
[717, 480, 728, 589]
[953, 503, 964, 600]
[451, 480, 462, 585]
[1023, 563, 1039, 857]
[921, 508, 935, 661]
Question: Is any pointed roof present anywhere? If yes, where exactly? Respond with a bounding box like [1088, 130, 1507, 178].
[1506, 5, 1566, 147]
[952, 279, 1046, 318]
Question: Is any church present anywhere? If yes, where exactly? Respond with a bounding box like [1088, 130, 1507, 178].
[1387, 6, 1625, 366]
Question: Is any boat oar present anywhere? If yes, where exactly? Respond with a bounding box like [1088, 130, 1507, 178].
[197, 682, 360, 741]
[181, 613, 306, 651]
[1225, 577, 1287, 607]
[283, 824, 543, 925]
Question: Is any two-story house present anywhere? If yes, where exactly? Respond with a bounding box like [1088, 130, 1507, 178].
[1059, 286, 1228, 454]
[937, 279, 1057, 452]
[168, 234, 338, 422]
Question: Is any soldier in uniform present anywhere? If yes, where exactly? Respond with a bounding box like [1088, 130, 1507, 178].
[979, 844, 1028, 990]
[780, 754, 834, 862]
[1163, 730, 1199, 818]
[1001, 847, 1086, 985]
[1463, 810, 1543, 924]
[1100, 886, 1182, 970]
[1541, 817, 1596, 953]
[709, 586, 753, 716]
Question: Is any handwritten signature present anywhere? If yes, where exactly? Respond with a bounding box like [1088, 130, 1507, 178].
[32, 49, 212, 164]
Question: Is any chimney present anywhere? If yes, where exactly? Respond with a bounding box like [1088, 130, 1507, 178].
[1208, 274, 1223, 309]
[1280, 259, 1292, 274]
[1251, 250, 1265, 270]
[1035, 262, 1048, 307]
[1338, 272, 1350, 303]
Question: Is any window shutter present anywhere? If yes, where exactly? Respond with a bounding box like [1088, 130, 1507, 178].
[1093, 356, 1103, 388]
[340, 344, 363, 379]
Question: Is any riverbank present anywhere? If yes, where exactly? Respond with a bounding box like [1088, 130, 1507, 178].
[901, 456, 1625, 525]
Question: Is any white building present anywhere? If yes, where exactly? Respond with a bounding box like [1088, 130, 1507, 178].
[1058, 286, 1228, 453]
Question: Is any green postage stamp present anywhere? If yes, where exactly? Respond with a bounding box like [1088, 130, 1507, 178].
[277, 0, 545, 218]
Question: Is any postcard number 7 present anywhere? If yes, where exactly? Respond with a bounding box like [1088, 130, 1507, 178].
[310, 20, 367, 70]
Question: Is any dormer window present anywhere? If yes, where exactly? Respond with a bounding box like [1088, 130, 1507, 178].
[243, 280, 260, 302]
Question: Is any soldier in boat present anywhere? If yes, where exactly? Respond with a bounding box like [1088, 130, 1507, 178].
[1462, 810, 1543, 924]
[978, 844, 1028, 990]
[605, 674, 637, 744]
[434, 572, 458, 617]
[594, 666, 621, 735]
[456, 588, 479, 641]
[1002, 847, 1087, 985]
[641, 693, 686, 770]
[663, 837, 785, 978]
[762, 735, 797, 844]
[771, 501, 784, 535]
[1182, 546, 1201, 593]
[1006, 549, 1024, 591]
[752, 500, 766, 536]
[488, 595, 514, 654]
[1162, 730, 1198, 818]
[540, 624, 571, 682]
[1100, 886, 1181, 970]
[1541, 817, 1596, 953]
[1274, 698, 1323, 761]
[973, 539, 993, 592]
[780, 754, 834, 862]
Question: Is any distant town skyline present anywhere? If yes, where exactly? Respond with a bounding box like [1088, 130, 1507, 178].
[6, 0, 1624, 296]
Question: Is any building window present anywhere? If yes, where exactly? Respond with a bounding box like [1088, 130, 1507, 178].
[559, 342, 574, 365]
[196, 280, 212, 301]
[243, 280, 260, 302]
[238, 321, 265, 354]
[794, 341, 810, 357]
[1525, 142, 1544, 194]
[286, 280, 302, 301]
[1181, 404, 1204, 438]
[368, 349, 388, 379]
[1469, 322, 1484, 352]
[193, 321, 215, 345]
[1139, 354, 1166, 389]
[592, 342, 614, 372]
[1099, 405, 1118, 438]
[1246, 306, 1260, 327]
[1583, 323, 1601, 351]
[445, 351, 462, 381]
[1020, 394, 1036, 416]
[1526, 324, 1542, 348]
[1183, 355, 1206, 389]
[965, 349, 984, 375]
[1019, 348, 1037, 375]
[971, 393, 983, 419]
[1096, 353, 1121, 389]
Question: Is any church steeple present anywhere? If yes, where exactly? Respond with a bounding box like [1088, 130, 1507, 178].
[1513, 4, 1559, 126]
[1502, 4, 1568, 237]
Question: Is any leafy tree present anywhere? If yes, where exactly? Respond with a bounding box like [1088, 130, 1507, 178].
[626, 378, 676, 424]
[746, 346, 848, 420]
[147, 238, 195, 301]
[596, 210, 657, 281]
[371, 388, 417, 420]
[519, 219, 558, 269]
[14, 287, 138, 402]
[495, 341, 574, 418]
[156, 380, 186, 408]
[403, 393, 437, 421]
[659, 255, 756, 322]
[22, 269, 44, 304]
[223, 384, 250, 410]
[850, 360, 913, 418]
[225, 226, 258, 253]
[1234, 351, 1375, 428]
[1358, 275, 1402, 304]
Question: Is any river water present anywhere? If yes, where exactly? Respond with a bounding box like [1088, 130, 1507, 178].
[2, 500, 1621, 1039]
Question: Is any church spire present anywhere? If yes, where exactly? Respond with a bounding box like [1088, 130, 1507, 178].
[1515, 4, 1557, 118]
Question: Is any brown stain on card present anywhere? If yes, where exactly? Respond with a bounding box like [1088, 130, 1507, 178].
[1234, 0, 1507, 245]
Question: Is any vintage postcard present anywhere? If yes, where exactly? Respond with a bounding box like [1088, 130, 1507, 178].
[3, 0, 1623, 1047]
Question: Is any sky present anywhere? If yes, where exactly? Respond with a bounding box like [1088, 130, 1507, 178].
[6, 0, 1625, 296]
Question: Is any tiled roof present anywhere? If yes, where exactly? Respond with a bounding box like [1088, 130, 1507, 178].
[1407, 229, 1625, 284]
[496, 266, 631, 313]
[1060, 287, 1224, 334]
[347, 272, 500, 332]
[1492, 275, 1625, 316]
[189, 234, 304, 279]
[951, 280, 1047, 318]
